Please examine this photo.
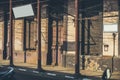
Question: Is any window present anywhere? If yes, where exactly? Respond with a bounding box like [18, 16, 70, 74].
[104, 45, 109, 51]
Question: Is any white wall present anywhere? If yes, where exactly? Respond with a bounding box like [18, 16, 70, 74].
[103, 33, 118, 56]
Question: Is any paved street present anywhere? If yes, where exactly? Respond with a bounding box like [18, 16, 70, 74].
[0, 60, 120, 80]
[9, 66, 102, 80]
[13, 71, 57, 80]
[12, 71, 101, 80]
[1, 65, 120, 80]
[13, 69, 65, 80]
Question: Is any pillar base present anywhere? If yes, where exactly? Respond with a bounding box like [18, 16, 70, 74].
[74, 73, 81, 79]
[10, 64, 14, 67]
[36, 68, 45, 72]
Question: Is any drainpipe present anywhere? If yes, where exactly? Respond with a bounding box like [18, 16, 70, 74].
[112, 33, 116, 72]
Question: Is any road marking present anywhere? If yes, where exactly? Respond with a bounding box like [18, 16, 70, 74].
[18, 68, 27, 71]
[47, 73, 56, 76]
[33, 71, 39, 74]
[82, 78, 91, 80]
[65, 75, 74, 79]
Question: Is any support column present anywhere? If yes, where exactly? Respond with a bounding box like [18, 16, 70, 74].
[3, 10, 8, 60]
[9, 0, 14, 66]
[87, 19, 90, 55]
[118, 0, 120, 57]
[28, 21, 31, 49]
[37, 0, 42, 71]
[24, 19, 27, 63]
[47, 1, 53, 65]
[47, 19, 53, 65]
[75, 0, 80, 76]
[81, 2, 85, 70]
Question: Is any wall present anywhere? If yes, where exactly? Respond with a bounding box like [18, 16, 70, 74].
[65, 54, 120, 71]
[65, 0, 103, 55]
[0, 21, 4, 60]
[14, 20, 24, 51]
[103, 33, 118, 56]
[13, 18, 48, 65]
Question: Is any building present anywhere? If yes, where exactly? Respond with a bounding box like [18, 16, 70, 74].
[0, 0, 120, 72]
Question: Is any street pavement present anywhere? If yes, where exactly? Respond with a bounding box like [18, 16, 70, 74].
[13, 71, 101, 80]
[0, 60, 120, 80]
[11, 66, 102, 80]
[13, 70, 59, 80]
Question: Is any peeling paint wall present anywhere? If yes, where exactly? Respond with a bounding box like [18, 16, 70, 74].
[65, 54, 120, 71]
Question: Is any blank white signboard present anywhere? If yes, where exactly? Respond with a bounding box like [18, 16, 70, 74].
[13, 4, 34, 19]
[103, 24, 118, 32]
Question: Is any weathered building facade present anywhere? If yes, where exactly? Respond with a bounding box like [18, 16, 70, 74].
[64, 0, 120, 71]
[0, 0, 120, 72]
